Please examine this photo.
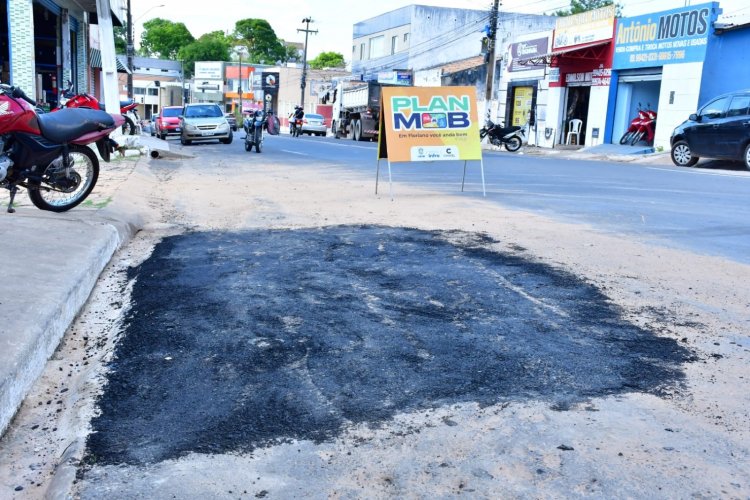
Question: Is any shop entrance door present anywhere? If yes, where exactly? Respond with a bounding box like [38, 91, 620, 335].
[563, 86, 590, 145]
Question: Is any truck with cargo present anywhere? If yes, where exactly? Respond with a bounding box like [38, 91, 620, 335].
[330, 81, 389, 142]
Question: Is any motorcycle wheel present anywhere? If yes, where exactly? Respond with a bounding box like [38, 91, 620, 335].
[630, 130, 645, 146]
[27, 144, 99, 212]
[505, 136, 522, 152]
[619, 131, 634, 145]
[244, 140, 252, 152]
[256, 140, 262, 153]
[255, 130, 262, 153]
[122, 115, 136, 136]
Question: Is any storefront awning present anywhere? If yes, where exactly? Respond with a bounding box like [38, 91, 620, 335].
[89, 49, 131, 74]
[516, 39, 611, 66]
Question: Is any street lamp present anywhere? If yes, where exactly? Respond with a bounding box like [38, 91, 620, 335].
[126, 2, 165, 99]
[234, 46, 248, 115]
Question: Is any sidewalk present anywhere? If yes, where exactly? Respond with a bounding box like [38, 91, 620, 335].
[482, 141, 674, 165]
[0, 151, 150, 437]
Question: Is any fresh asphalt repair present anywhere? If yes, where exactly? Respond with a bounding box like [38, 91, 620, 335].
[84, 225, 694, 467]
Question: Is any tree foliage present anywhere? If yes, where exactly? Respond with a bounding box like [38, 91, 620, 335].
[114, 26, 127, 54]
[178, 31, 231, 79]
[233, 19, 288, 64]
[308, 52, 345, 69]
[553, 0, 622, 17]
[140, 18, 195, 59]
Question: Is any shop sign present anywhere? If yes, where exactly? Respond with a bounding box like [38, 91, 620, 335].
[554, 5, 615, 49]
[194, 62, 223, 80]
[261, 72, 279, 94]
[549, 67, 560, 83]
[613, 2, 718, 69]
[565, 72, 592, 85]
[509, 37, 548, 72]
[377, 70, 412, 86]
[592, 67, 611, 86]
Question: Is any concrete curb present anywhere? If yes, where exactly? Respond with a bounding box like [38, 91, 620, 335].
[0, 158, 150, 438]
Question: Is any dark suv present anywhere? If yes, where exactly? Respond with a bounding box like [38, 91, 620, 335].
[670, 89, 750, 169]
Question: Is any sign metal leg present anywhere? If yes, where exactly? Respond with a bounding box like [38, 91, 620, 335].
[461, 160, 467, 192]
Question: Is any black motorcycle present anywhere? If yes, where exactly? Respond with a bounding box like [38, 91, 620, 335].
[244, 110, 265, 153]
[479, 119, 525, 152]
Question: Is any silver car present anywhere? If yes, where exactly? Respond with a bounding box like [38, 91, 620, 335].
[180, 103, 233, 145]
[301, 113, 327, 136]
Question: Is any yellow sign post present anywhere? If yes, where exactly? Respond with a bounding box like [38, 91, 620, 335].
[376, 86, 485, 198]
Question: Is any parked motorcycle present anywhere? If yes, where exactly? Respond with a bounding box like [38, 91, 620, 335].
[480, 119, 526, 152]
[0, 83, 125, 213]
[244, 110, 266, 153]
[630, 107, 657, 146]
[620, 103, 657, 146]
[54, 81, 138, 136]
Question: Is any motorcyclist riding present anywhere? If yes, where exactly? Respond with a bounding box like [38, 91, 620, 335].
[289, 105, 304, 136]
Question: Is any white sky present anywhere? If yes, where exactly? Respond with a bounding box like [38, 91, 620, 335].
[131, 0, 750, 61]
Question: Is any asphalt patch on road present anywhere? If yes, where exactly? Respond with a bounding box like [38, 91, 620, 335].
[86, 226, 693, 465]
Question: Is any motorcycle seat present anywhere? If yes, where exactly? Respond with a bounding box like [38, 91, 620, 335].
[37, 108, 115, 144]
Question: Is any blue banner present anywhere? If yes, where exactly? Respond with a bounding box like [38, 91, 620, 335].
[613, 2, 719, 69]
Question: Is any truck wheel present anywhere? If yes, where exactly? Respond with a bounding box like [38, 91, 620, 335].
[332, 121, 340, 139]
[351, 120, 359, 140]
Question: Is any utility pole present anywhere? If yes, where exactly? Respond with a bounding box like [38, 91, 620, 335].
[126, 0, 133, 99]
[484, 0, 500, 110]
[298, 17, 317, 111]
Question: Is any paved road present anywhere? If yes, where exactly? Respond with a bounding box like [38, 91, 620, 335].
[235, 133, 750, 264]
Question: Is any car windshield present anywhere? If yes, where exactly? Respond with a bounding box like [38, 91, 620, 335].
[185, 105, 222, 118]
[162, 108, 181, 117]
[307, 114, 323, 120]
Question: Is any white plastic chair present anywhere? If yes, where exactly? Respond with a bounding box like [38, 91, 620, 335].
[566, 119, 583, 145]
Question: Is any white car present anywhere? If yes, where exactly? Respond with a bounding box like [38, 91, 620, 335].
[179, 103, 233, 145]
[301, 113, 327, 136]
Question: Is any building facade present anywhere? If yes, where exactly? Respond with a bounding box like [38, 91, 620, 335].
[2, 0, 125, 109]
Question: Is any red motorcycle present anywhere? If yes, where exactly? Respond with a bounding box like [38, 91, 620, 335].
[0, 83, 125, 213]
[630, 107, 657, 146]
[620, 103, 657, 146]
[55, 81, 138, 136]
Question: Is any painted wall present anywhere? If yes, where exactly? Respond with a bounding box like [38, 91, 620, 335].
[700, 25, 750, 106]
[586, 85, 611, 147]
[654, 62, 704, 148]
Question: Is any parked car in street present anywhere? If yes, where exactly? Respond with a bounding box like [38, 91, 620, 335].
[670, 89, 750, 169]
[155, 106, 182, 140]
[224, 112, 238, 131]
[179, 103, 233, 145]
[301, 113, 327, 136]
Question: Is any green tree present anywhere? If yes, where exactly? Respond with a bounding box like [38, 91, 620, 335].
[308, 51, 345, 69]
[114, 25, 127, 54]
[233, 19, 287, 64]
[553, 0, 622, 17]
[178, 31, 231, 79]
[140, 18, 195, 59]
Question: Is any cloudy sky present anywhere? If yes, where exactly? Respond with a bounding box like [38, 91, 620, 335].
[130, 0, 750, 60]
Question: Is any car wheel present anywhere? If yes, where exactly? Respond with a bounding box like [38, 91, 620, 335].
[159, 132, 166, 140]
[671, 140, 698, 167]
[180, 134, 191, 146]
[744, 143, 750, 170]
[221, 131, 233, 144]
